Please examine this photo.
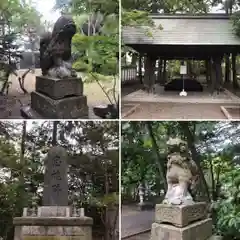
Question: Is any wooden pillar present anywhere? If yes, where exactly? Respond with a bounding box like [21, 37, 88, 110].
[163, 60, 167, 84]
[143, 55, 157, 93]
[157, 58, 163, 84]
[225, 53, 230, 83]
[210, 57, 217, 93]
[215, 56, 223, 90]
[232, 53, 238, 89]
[138, 54, 143, 84]
[205, 59, 210, 84]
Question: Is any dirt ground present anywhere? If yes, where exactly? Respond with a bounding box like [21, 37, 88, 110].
[0, 69, 118, 119]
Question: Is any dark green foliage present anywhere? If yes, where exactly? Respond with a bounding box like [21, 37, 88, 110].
[232, 12, 240, 37]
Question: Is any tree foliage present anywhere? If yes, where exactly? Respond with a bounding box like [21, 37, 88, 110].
[0, 120, 119, 240]
[122, 121, 240, 238]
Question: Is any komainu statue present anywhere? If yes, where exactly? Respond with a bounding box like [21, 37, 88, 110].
[40, 15, 77, 79]
[163, 137, 199, 205]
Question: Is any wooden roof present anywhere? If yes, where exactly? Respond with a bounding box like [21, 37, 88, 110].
[122, 14, 240, 46]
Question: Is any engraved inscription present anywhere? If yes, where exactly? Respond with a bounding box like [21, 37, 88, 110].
[43, 146, 68, 206]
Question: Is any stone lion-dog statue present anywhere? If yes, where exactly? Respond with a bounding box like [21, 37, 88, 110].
[163, 137, 199, 205]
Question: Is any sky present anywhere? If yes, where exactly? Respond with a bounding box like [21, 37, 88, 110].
[35, 0, 61, 23]
[34, 0, 225, 24]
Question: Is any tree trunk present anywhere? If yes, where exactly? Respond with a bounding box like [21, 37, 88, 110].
[20, 121, 27, 171]
[179, 122, 211, 202]
[52, 121, 59, 146]
[19, 121, 27, 211]
[146, 122, 167, 192]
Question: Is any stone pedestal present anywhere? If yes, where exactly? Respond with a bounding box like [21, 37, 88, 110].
[151, 218, 212, 240]
[13, 206, 93, 240]
[21, 76, 89, 119]
[155, 202, 207, 227]
[151, 203, 213, 240]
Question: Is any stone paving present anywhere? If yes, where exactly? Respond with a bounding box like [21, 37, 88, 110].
[124, 231, 151, 240]
[122, 102, 231, 119]
[122, 82, 240, 119]
[123, 86, 240, 104]
[121, 206, 154, 239]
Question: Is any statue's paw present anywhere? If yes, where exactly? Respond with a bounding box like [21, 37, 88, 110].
[171, 199, 182, 205]
[162, 199, 168, 204]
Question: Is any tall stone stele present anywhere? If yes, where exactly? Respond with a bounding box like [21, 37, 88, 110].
[13, 146, 93, 240]
[150, 137, 215, 240]
[21, 15, 89, 119]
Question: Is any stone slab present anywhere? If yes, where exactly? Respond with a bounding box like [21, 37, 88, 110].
[35, 76, 83, 100]
[155, 202, 207, 227]
[151, 218, 212, 240]
[13, 217, 93, 226]
[37, 207, 70, 217]
[31, 91, 88, 119]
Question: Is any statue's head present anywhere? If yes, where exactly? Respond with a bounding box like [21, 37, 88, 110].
[166, 137, 188, 154]
[52, 15, 76, 39]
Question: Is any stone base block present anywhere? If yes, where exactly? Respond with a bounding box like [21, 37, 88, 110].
[36, 76, 83, 100]
[37, 206, 70, 217]
[155, 202, 207, 227]
[151, 218, 212, 240]
[14, 221, 92, 240]
[31, 91, 88, 119]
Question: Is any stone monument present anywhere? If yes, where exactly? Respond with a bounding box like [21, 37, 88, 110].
[13, 146, 93, 240]
[21, 15, 89, 119]
[150, 137, 214, 240]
